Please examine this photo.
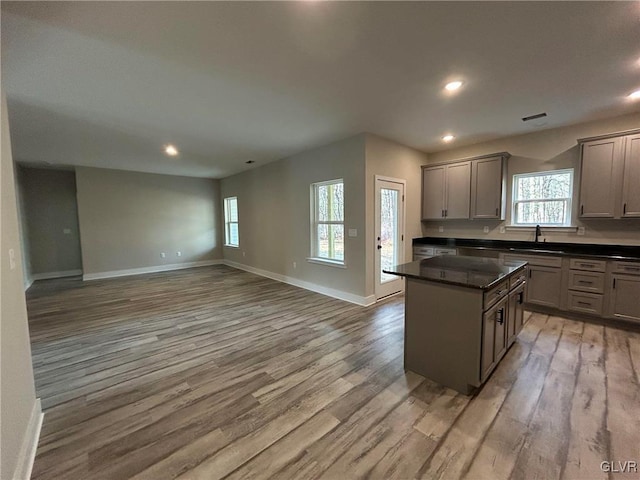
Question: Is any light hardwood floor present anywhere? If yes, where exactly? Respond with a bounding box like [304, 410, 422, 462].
[26, 265, 640, 480]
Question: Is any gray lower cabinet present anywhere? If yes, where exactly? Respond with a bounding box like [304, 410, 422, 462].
[609, 274, 640, 323]
[481, 296, 508, 382]
[526, 265, 562, 308]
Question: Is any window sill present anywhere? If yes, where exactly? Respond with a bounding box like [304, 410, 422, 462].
[306, 257, 347, 269]
[505, 226, 578, 232]
[224, 244, 240, 248]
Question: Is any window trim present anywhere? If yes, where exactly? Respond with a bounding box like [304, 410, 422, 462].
[223, 196, 239, 247]
[309, 178, 345, 266]
[511, 169, 574, 227]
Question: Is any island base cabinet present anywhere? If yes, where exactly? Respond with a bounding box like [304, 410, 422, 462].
[507, 283, 526, 346]
[609, 275, 640, 323]
[481, 296, 508, 383]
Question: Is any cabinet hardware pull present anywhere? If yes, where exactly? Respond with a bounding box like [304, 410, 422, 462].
[497, 308, 504, 325]
[495, 207, 499, 216]
[577, 280, 593, 284]
[518, 292, 524, 304]
[580, 263, 594, 267]
[613, 278, 616, 288]
[577, 301, 591, 306]
[528, 269, 532, 278]
[442, 209, 445, 217]
[444, 209, 448, 217]
[623, 203, 627, 215]
[581, 205, 584, 215]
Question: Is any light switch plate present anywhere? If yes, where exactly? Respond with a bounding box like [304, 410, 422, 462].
[499, 226, 506, 234]
[577, 226, 585, 236]
[348, 229, 357, 237]
[63, 228, 71, 234]
[438, 226, 444, 233]
[483, 226, 489, 233]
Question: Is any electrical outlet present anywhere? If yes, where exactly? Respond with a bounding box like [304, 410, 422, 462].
[9, 248, 16, 270]
[438, 226, 444, 233]
[499, 226, 506, 234]
[242, 251, 246, 257]
[160, 252, 166, 258]
[176, 251, 182, 257]
[63, 228, 71, 234]
[293, 261, 297, 269]
[483, 226, 489, 233]
[577, 226, 585, 236]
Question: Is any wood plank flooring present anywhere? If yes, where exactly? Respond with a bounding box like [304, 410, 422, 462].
[25, 265, 640, 479]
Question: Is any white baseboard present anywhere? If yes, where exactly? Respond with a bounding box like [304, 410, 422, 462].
[31, 269, 83, 281]
[13, 398, 43, 480]
[83, 259, 224, 281]
[223, 260, 376, 307]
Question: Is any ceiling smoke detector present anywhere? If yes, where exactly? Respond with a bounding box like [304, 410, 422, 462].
[522, 112, 548, 127]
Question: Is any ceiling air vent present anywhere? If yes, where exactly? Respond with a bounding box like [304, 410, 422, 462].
[522, 112, 548, 126]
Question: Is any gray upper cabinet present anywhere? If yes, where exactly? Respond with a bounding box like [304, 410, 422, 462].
[622, 133, 640, 217]
[421, 162, 470, 220]
[579, 137, 622, 218]
[422, 166, 446, 220]
[422, 153, 510, 221]
[471, 155, 508, 219]
[445, 162, 471, 219]
[578, 129, 640, 219]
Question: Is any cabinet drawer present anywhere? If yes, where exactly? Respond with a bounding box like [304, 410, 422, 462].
[567, 291, 603, 315]
[435, 248, 457, 256]
[502, 253, 561, 268]
[413, 246, 435, 256]
[611, 261, 640, 275]
[484, 280, 508, 310]
[509, 270, 527, 290]
[568, 270, 605, 294]
[569, 258, 606, 272]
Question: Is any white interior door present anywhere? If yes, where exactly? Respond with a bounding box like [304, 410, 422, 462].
[375, 177, 405, 300]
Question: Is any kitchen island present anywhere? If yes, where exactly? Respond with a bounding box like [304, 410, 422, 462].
[384, 255, 527, 394]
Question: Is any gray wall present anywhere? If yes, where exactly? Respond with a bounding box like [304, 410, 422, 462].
[424, 112, 640, 245]
[221, 135, 368, 298]
[364, 134, 426, 296]
[76, 167, 222, 275]
[19, 167, 82, 276]
[1, 92, 38, 480]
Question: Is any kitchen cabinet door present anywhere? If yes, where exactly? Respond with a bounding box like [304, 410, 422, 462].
[422, 166, 446, 220]
[609, 275, 640, 323]
[471, 156, 505, 219]
[579, 137, 623, 218]
[481, 296, 508, 382]
[527, 266, 561, 308]
[444, 162, 471, 219]
[622, 133, 640, 217]
[507, 284, 525, 346]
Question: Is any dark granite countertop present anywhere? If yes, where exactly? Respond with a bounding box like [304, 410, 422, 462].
[413, 237, 640, 260]
[383, 255, 527, 290]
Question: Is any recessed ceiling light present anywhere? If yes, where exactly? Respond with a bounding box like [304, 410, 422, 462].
[164, 144, 178, 156]
[442, 134, 455, 142]
[629, 89, 640, 100]
[444, 81, 463, 92]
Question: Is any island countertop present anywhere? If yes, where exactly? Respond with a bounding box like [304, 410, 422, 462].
[384, 255, 527, 290]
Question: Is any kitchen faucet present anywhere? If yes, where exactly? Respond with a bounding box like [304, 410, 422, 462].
[535, 224, 541, 243]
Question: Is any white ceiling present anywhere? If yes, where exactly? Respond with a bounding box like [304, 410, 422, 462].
[2, 1, 640, 178]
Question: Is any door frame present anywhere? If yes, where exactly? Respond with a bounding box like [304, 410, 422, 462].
[374, 175, 407, 300]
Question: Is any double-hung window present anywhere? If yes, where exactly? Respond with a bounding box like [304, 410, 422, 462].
[224, 196, 239, 247]
[512, 169, 574, 226]
[310, 179, 344, 264]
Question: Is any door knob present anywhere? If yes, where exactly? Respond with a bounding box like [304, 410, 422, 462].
[377, 245, 382, 250]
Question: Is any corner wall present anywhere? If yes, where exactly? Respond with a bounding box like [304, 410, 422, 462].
[220, 135, 369, 302]
[76, 167, 222, 278]
[1, 93, 41, 480]
[424, 112, 640, 245]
